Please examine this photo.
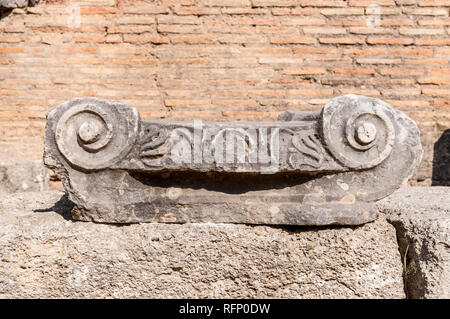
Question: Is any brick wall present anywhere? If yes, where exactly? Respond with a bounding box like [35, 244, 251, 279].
[0, 0, 449, 184]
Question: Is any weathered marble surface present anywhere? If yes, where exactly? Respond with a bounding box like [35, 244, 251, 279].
[43, 95, 422, 225]
[0, 160, 49, 194]
[0, 0, 38, 9]
[378, 186, 450, 299]
[0, 190, 405, 299]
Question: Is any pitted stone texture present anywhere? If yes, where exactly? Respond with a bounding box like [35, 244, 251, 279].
[378, 187, 450, 299]
[0, 191, 405, 298]
[0, 0, 38, 8]
[0, 160, 49, 194]
[0, 0, 26, 8]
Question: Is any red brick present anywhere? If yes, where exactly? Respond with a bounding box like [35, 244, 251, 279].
[116, 16, 156, 25]
[367, 37, 414, 45]
[382, 88, 422, 96]
[80, 7, 119, 14]
[356, 58, 402, 64]
[333, 68, 376, 75]
[208, 80, 255, 87]
[340, 88, 380, 96]
[111, 58, 158, 66]
[349, 0, 395, 5]
[379, 69, 425, 76]
[65, 47, 97, 54]
[293, 47, 339, 54]
[430, 69, 450, 75]
[108, 25, 154, 34]
[256, 26, 298, 34]
[343, 48, 387, 55]
[232, 18, 278, 26]
[403, 8, 448, 15]
[223, 8, 267, 14]
[0, 89, 20, 96]
[422, 88, 450, 96]
[390, 48, 433, 56]
[282, 67, 327, 75]
[418, 0, 450, 6]
[251, 0, 298, 6]
[399, 28, 445, 36]
[281, 18, 325, 25]
[157, 25, 202, 34]
[381, 19, 414, 26]
[156, 16, 200, 25]
[258, 57, 304, 64]
[386, 100, 430, 108]
[349, 27, 393, 34]
[123, 34, 169, 44]
[405, 58, 448, 65]
[418, 19, 450, 26]
[118, 2, 169, 14]
[216, 34, 264, 43]
[290, 8, 316, 15]
[329, 18, 366, 26]
[304, 27, 346, 34]
[75, 35, 106, 43]
[320, 8, 365, 15]
[366, 7, 401, 15]
[437, 48, 450, 55]
[171, 36, 214, 44]
[203, 0, 250, 6]
[173, 7, 220, 15]
[270, 37, 317, 44]
[214, 99, 258, 107]
[319, 37, 365, 44]
[248, 89, 285, 96]
[288, 88, 334, 96]
[62, 57, 103, 65]
[301, 0, 347, 6]
[164, 99, 209, 107]
[0, 47, 25, 54]
[271, 8, 291, 15]
[418, 77, 450, 84]
[0, 35, 23, 43]
[270, 78, 314, 85]
[222, 110, 266, 117]
[416, 38, 450, 45]
[433, 100, 450, 106]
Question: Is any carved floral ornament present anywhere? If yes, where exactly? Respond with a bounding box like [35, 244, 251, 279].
[44, 95, 423, 225]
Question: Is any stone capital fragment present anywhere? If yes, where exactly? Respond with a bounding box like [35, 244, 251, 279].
[44, 95, 423, 225]
[0, 0, 39, 9]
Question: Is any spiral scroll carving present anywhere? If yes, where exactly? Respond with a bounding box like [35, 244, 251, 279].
[321, 95, 395, 169]
[54, 98, 139, 171]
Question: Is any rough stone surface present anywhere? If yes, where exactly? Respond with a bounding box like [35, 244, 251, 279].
[0, 190, 405, 298]
[378, 186, 450, 299]
[0, 160, 49, 194]
[0, 0, 27, 8]
[0, 0, 37, 9]
[44, 95, 422, 225]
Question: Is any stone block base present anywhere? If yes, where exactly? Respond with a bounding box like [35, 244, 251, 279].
[378, 187, 450, 299]
[0, 191, 405, 298]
